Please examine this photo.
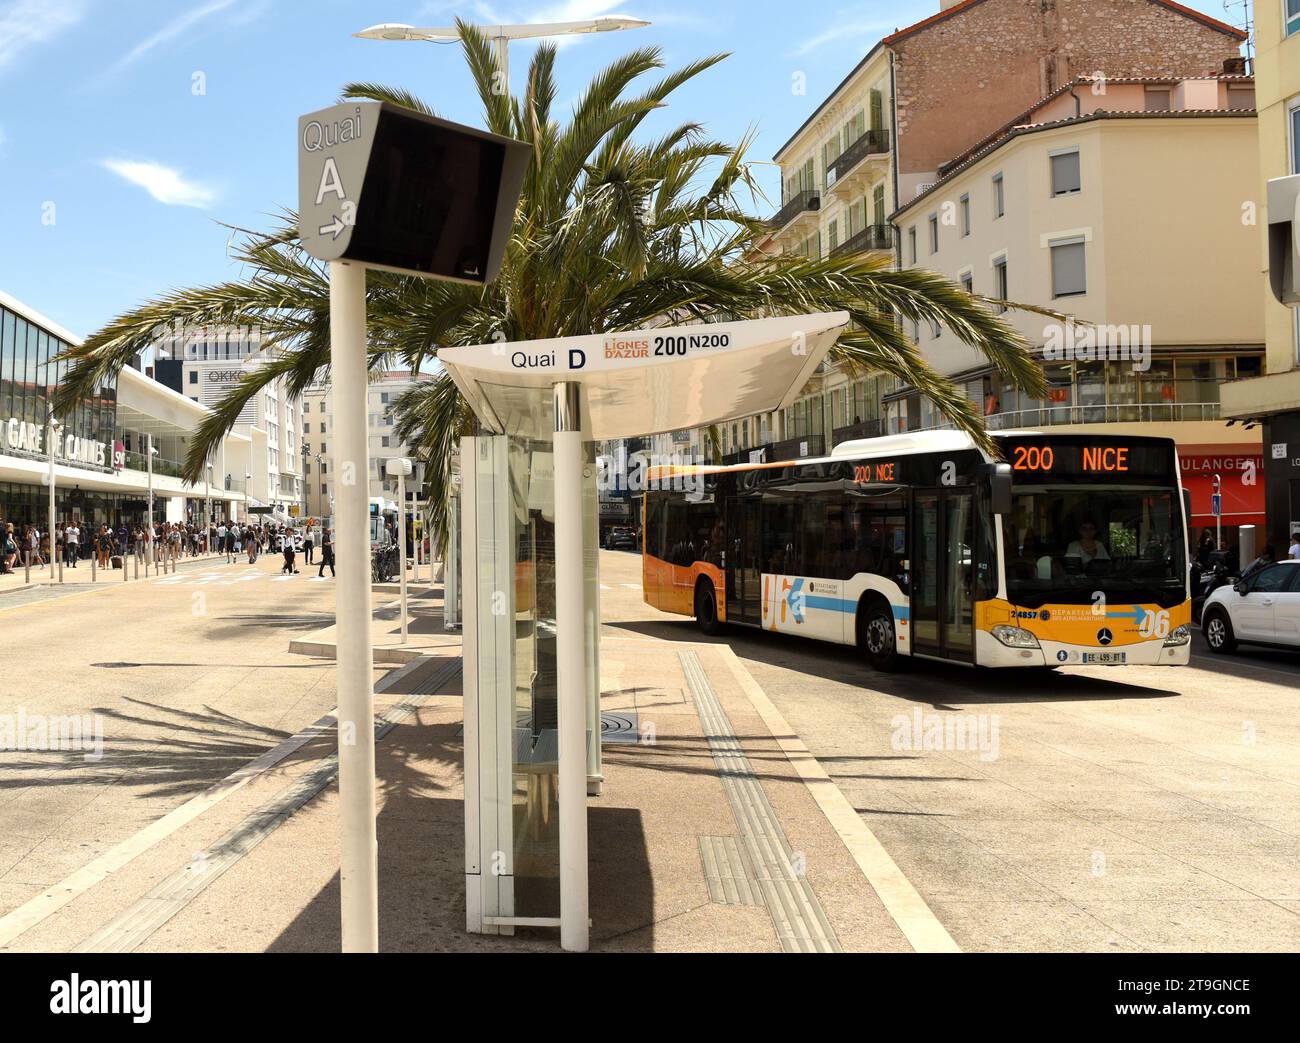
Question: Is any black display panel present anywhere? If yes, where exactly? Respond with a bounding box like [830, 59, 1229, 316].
[347, 110, 509, 281]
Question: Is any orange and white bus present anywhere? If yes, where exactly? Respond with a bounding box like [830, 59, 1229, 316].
[643, 431, 1192, 670]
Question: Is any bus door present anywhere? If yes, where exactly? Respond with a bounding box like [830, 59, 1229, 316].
[911, 487, 975, 661]
[726, 496, 762, 624]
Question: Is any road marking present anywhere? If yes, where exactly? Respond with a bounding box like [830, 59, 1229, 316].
[715, 643, 961, 954]
[0, 655, 440, 950]
[71, 658, 463, 953]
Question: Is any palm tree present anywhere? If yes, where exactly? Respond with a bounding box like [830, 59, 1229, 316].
[57, 20, 1045, 548]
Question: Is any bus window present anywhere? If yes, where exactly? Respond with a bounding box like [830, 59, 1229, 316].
[762, 499, 800, 575]
[664, 498, 720, 567]
[803, 495, 853, 579]
[848, 491, 908, 587]
[645, 495, 667, 560]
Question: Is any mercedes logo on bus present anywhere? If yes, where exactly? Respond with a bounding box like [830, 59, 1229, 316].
[1097, 628, 1114, 646]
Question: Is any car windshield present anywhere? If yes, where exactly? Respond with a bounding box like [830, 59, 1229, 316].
[1002, 484, 1186, 607]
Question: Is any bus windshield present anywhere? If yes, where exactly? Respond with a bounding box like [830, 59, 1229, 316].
[1002, 484, 1186, 607]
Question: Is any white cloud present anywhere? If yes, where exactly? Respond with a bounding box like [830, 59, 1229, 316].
[101, 159, 217, 208]
[0, 0, 88, 73]
[108, 0, 237, 74]
[791, 15, 897, 58]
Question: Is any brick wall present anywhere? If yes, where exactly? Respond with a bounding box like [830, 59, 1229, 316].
[892, 0, 1243, 183]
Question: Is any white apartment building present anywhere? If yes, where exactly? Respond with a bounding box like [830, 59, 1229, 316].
[303, 370, 427, 519]
[152, 326, 305, 515]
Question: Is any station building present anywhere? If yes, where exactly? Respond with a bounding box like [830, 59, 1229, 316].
[0, 290, 251, 532]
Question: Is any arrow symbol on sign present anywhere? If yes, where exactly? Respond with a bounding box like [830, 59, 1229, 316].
[1106, 606, 1146, 624]
[318, 215, 346, 240]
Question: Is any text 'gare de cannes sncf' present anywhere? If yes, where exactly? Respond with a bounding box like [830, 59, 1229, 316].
[0, 291, 248, 530]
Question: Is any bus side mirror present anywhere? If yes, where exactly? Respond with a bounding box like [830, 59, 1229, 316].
[989, 463, 1013, 514]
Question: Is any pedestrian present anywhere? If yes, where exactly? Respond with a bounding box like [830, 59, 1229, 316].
[247, 527, 258, 564]
[64, 520, 81, 567]
[1289, 532, 1300, 561]
[26, 524, 44, 568]
[303, 525, 315, 565]
[317, 528, 335, 578]
[1, 523, 17, 574]
[282, 531, 298, 574]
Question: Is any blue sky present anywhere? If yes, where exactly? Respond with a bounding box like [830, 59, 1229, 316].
[0, 0, 1245, 339]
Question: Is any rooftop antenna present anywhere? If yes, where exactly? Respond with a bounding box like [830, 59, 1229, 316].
[1222, 0, 1254, 68]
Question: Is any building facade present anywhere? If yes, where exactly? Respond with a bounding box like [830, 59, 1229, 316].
[1220, 0, 1300, 551]
[0, 290, 250, 532]
[714, 0, 1247, 465]
[153, 326, 305, 516]
[303, 370, 428, 520]
[891, 75, 1264, 540]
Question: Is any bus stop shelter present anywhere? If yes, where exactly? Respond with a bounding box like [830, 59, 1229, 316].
[438, 311, 848, 950]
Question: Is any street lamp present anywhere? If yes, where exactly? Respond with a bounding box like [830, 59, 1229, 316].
[354, 15, 650, 89]
[385, 457, 413, 643]
[47, 407, 61, 571]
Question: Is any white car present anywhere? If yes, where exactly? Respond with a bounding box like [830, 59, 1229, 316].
[1201, 560, 1300, 654]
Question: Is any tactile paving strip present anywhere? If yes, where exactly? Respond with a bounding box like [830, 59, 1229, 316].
[680, 650, 841, 953]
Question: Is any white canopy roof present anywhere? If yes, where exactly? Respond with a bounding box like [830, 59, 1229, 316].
[437, 312, 849, 441]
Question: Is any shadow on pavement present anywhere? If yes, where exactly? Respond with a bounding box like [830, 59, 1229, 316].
[606, 618, 1181, 706]
[0, 697, 296, 799]
[265, 732, 655, 952]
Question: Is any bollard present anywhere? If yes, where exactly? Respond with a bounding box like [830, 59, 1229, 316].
[134, 549, 140, 580]
[57, 547, 63, 584]
[24, 550, 31, 584]
[123, 548, 128, 583]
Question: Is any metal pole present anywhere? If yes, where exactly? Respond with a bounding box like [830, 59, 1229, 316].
[47, 411, 57, 588]
[553, 380, 589, 952]
[147, 433, 155, 554]
[24, 550, 30, 584]
[397, 469, 408, 644]
[494, 35, 509, 95]
[330, 260, 379, 953]
[1214, 472, 1222, 552]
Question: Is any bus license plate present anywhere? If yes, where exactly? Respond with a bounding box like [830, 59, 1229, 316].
[1082, 651, 1127, 665]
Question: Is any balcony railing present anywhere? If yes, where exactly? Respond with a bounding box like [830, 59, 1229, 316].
[831, 223, 893, 257]
[919, 401, 1221, 432]
[769, 189, 820, 232]
[826, 129, 890, 188]
[120, 449, 188, 479]
[831, 418, 884, 446]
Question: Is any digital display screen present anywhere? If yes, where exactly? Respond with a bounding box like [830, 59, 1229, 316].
[1002, 438, 1175, 483]
[347, 110, 507, 281]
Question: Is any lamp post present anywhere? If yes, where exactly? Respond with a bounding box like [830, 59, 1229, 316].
[146, 435, 156, 566]
[47, 407, 61, 571]
[385, 457, 413, 643]
[354, 16, 650, 91]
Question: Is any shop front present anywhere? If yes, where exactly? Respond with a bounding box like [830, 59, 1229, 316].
[1177, 443, 1266, 556]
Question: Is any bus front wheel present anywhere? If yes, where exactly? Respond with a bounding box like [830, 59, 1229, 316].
[858, 601, 902, 671]
[695, 581, 724, 636]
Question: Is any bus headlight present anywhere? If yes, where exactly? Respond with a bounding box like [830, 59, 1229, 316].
[1163, 625, 1190, 647]
[991, 624, 1040, 648]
